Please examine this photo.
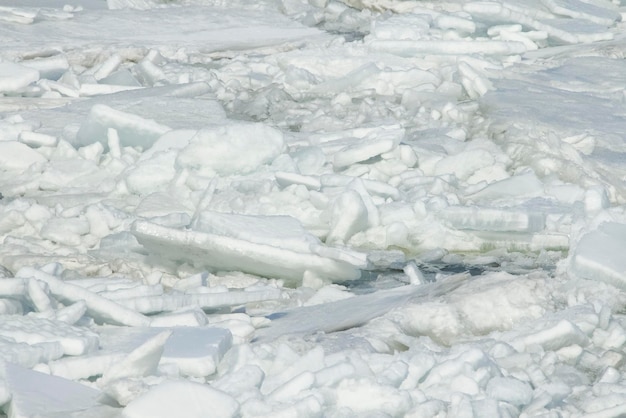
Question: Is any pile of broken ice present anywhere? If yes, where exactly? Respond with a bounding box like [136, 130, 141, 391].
[1, 0, 626, 416]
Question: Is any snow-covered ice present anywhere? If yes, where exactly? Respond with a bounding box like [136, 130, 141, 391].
[1, 0, 626, 416]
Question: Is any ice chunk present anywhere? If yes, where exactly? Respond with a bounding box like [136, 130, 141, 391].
[122, 380, 238, 418]
[40, 217, 90, 246]
[49, 352, 124, 381]
[467, 171, 544, 201]
[176, 123, 284, 175]
[326, 190, 369, 244]
[333, 134, 400, 168]
[55, 301, 87, 325]
[132, 220, 361, 285]
[100, 69, 142, 87]
[101, 330, 171, 385]
[486, 376, 533, 406]
[512, 319, 589, 351]
[0, 315, 98, 356]
[149, 308, 207, 327]
[134, 192, 193, 219]
[20, 55, 69, 81]
[0, 336, 64, 368]
[335, 378, 412, 416]
[0, 278, 26, 297]
[0, 142, 46, 171]
[274, 171, 321, 191]
[0, 63, 39, 93]
[92, 54, 123, 81]
[16, 267, 151, 327]
[140, 129, 196, 160]
[370, 13, 432, 40]
[438, 206, 545, 232]
[27, 279, 54, 313]
[0, 299, 22, 315]
[193, 211, 320, 254]
[99, 326, 233, 378]
[75, 104, 170, 149]
[124, 153, 178, 196]
[18, 130, 58, 148]
[4, 363, 112, 418]
[434, 148, 496, 180]
[570, 222, 626, 289]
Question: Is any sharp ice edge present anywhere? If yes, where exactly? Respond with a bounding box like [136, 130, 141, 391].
[0, 0, 626, 416]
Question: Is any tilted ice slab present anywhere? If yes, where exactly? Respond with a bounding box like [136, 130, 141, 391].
[256, 274, 467, 341]
[570, 222, 626, 290]
[481, 58, 626, 198]
[104, 326, 231, 378]
[75, 104, 170, 149]
[132, 216, 365, 285]
[4, 362, 115, 418]
[50, 326, 232, 380]
[11, 83, 225, 148]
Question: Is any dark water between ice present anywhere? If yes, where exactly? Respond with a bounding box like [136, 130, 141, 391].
[345, 260, 556, 295]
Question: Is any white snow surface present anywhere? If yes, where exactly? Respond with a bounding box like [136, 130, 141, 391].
[1, 0, 626, 416]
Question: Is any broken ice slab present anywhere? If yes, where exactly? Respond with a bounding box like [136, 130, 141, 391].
[50, 327, 232, 380]
[0, 335, 64, 368]
[0, 315, 98, 356]
[193, 211, 320, 255]
[438, 206, 545, 233]
[570, 222, 626, 290]
[115, 287, 282, 314]
[132, 219, 364, 286]
[511, 319, 589, 352]
[4, 362, 116, 418]
[75, 104, 170, 149]
[16, 267, 152, 327]
[255, 274, 467, 341]
[464, 1, 614, 44]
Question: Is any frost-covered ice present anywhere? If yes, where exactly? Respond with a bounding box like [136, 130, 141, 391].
[1, 0, 626, 416]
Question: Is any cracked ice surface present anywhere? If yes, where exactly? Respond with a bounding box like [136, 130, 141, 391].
[1, 0, 626, 416]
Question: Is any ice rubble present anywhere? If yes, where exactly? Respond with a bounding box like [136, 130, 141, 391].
[0, 0, 626, 416]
